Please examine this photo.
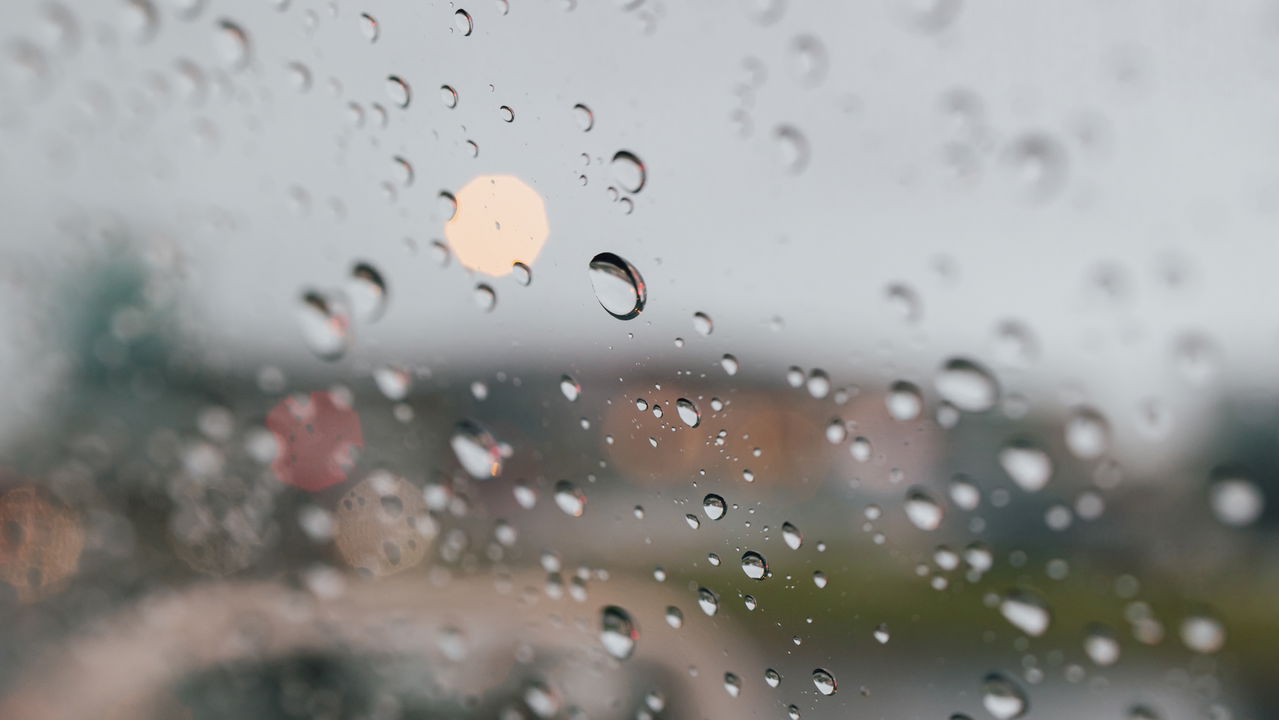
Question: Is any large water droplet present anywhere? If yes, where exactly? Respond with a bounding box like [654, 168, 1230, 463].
[703, 493, 726, 520]
[450, 420, 504, 479]
[600, 605, 638, 660]
[811, 668, 837, 696]
[740, 550, 768, 580]
[676, 398, 701, 427]
[610, 151, 646, 193]
[934, 358, 999, 412]
[588, 252, 646, 319]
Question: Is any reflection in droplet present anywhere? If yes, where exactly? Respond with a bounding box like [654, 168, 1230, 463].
[981, 673, 1029, 719]
[740, 550, 768, 580]
[811, 668, 837, 696]
[589, 252, 646, 319]
[450, 420, 504, 479]
[600, 605, 638, 660]
[554, 480, 586, 517]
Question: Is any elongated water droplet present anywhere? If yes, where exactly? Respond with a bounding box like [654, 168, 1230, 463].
[904, 488, 944, 531]
[697, 587, 719, 616]
[782, 521, 802, 549]
[347, 262, 388, 322]
[554, 480, 586, 517]
[935, 357, 999, 412]
[676, 398, 701, 427]
[999, 440, 1052, 492]
[589, 252, 646, 319]
[999, 589, 1052, 637]
[450, 420, 504, 479]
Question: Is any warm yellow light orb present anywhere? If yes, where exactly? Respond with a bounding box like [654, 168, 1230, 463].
[444, 175, 549, 277]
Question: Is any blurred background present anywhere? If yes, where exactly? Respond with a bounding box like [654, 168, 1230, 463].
[0, 0, 1276, 718]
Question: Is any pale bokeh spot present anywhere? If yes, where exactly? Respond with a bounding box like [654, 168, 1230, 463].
[445, 175, 549, 277]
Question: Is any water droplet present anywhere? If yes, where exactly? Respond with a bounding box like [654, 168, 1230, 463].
[964, 542, 993, 573]
[1179, 614, 1225, 654]
[812, 570, 828, 588]
[573, 103, 594, 131]
[473, 283, 497, 312]
[512, 261, 532, 285]
[610, 151, 646, 193]
[676, 398, 701, 427]
[347, 262, 388, 322]
[297, 291, 351, 360]
[385, 75, 411, 107]
[498, 104, 514, 122]
[740, 550, 768, 580]
[453, 9, 473, 35]
[850, 436, 872, 462]
[811, 668, 837, 696]
[825, 419, 847, 444]
[873, 623, 890, 644]
[684, 513, 701, 529]
[764, 668, 781, 688]
[934, 358, 999, 412]
[214, 20, 250, 70]
[1083, 624, 1120, 665]
[560, 375, 581, 402]
[1005, 133, 1066, 201]
[904, 488, 943, 531]
[450, 420, 504, 479]
[782, 521, 802, 550]
[787, 34, 827, 86]
[665, 605, 684, 628]
[999, 589, 1052, 637]
[720, 354, 740, 375]
[373, 365, 412, 401]
[702, 494, 726, 520]
[981, 673, 1029, 719]
[723, 672, 742, 698]
[806, 369, 831, 399]
[1127, 705, 1163, 720]
[1209, 471, 1265, 527]
[999, 440, 1053, 492]
[697, 587, 719, 616]
[122, 0, 159, 42]
[1064, 407, 1110, 460]
[600, 605, 638, 660]
[948, 475, 981, 510]
[774, 125, 809, 173]
[994, 320, 1037, 366]
[588, 252, 646, 319]
[358, 13, 379, 41]
[886, 381, 924, 421]
[886, 283, 922, 322]
[554, 481, 586, 517]
[692, 312, 713, 336]
[440, 85, 459, 108]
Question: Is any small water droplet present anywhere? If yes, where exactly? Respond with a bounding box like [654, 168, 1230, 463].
[440, 85, 459, 108]
[774, 125, 809, 173]
[999, 440, 1053, 492]
[347, 262, 388, 322]
[1064, 407, 1110, 460]
[665, 605, 684, 627]
[1084, 624, 1120, 665]
[782, 521, 802, 549]
[886, 381, 924, 421]
[385, 75, 411, 107]
[358, 12, 378, 41]
[1209, 471, 1265, 527]
[1179, 614, 1225, 654]
[873, 623, 890, 644]
[697, 587, 719, 616]
[999, 589, 1052, 637]
[560, 375, 581, 402]
[297, 290, 351, 360]
[692, 312, 713, 336]
[764, 668, 781, 688]
[453, 9, 473, 35]
[720, 354, 740, 375]
[676, 398, 701, 427]
[473, 283, 497, 312]
[723, 672, 741, 698]
[573, 103, 594, 131]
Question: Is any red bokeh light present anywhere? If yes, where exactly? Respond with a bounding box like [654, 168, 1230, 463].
[267, 391, 364, 492]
